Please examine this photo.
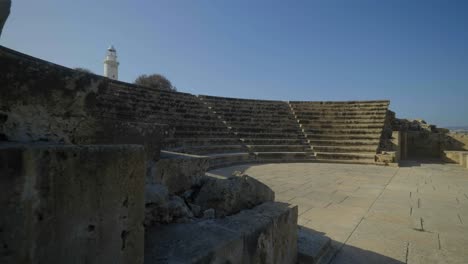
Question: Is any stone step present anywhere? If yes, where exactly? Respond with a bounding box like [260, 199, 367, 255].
[232, 127, 302, 134]
[312, 145, 377, 153]
[306, 134, 381, 140]
[168, 145, 248, 155]
[290, 100, 389, 106]
[221, 111, 295, 118]
[237, 132, 305, 139]
[200, 95, 288, 104]
[163, 137, 243, 148]
[173, 124, 229, 132]
[248, 144, 311, 152]
[163, 119, 225, 127]
[206, 152, 254, 169]
[300, 123, 384, 129]
[298, 119, 384, 125]
[297, 227, 335, 264]
[308, 139, 380, 146]
[227, 122, 300, 129]
[224, 117, 298, 123]
[291, 107, 388, 112]
[174, 131, 237, 138]
[315, 152, 376, 161]
[297, 116, 385, 121]
[254, 151, 316, 161]
[243, 138, 308, 145]
[292, 106, 387, 112]
[303, 128, 383, 135]
[294, 112, 387, 118]
[101, 91, 203, 107]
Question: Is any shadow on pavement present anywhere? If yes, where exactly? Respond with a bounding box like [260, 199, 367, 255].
[299, 225, 405, 264]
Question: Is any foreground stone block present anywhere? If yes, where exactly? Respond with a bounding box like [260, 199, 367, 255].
[145, 202, 298, 264]
[194, 174, 275, 217]
[0, 144, 145, 264]
[461, 152, 468, 168]
[150, 151, 209, 194]
[443, 150, 463, 164]
[297, 227, 335, 264]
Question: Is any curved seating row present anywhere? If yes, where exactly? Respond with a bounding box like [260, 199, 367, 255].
[96, 83, 390, 168]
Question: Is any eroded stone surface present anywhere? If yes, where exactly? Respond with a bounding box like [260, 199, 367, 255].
[145, 202, 298, 264]
[150, 151, 208, 194]
[194, 174, 275, 217]
[0, 144, 145, 264]
[144, 184, 193, 225]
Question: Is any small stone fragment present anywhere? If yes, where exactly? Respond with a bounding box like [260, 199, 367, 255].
[189, 203, 202, 217]
[203, 208, 215, 219]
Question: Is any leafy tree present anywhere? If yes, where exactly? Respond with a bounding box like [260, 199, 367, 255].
[134, 74, 176, 91]
[74, 67, 94, 74]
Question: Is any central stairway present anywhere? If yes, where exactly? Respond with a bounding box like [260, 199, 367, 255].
[290, 100, 390, 164]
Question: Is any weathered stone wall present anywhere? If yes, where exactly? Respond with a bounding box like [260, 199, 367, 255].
[406, 131, 444, 158]
[145, 202, 298, 264]
[0, 46, 166, 161]
[149, 151, 209, 194]
[0, 144, 145, 264]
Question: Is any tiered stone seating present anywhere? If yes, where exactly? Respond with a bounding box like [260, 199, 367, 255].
[290, 100, 390, 163]
[96, 82, 250, 167]
[199, 95, 314, 162]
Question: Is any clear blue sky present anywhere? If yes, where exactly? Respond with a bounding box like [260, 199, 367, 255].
[2, 0, 467, 127]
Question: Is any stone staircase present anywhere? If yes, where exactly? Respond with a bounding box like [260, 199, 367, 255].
[199, 95, 316, 164]
[290, 100, 390, 164]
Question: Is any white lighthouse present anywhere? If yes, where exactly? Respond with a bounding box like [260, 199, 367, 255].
[103, 45, 119, 80]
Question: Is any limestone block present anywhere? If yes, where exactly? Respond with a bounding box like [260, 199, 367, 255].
[144, 184, 193, 225]
[0, 144, 145, 264]
[461, 152, 468, 168]
[145, 201, 298, 264]
[297, 227, 334, 264]
[443, 150, 462, 163]
[375, 151, 397, 166]
[194, 174, 275, 217]
[150, 151, 209, 194]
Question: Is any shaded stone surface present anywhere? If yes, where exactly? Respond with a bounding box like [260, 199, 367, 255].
[0, 144, 146, 264]
[297, 226, 335, 264]
[150, 151, 208, 194]
[194, 174, 275, 217]
[144, 202, 298, 264]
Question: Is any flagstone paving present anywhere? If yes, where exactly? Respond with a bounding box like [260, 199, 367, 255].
[208, 161, 468, 264]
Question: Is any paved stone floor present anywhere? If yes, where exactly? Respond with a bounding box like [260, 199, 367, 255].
[208, 161, 468, 264]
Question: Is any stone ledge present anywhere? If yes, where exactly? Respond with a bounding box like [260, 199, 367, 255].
[297, 226, 336, 264]
[144, 201, 298, 264]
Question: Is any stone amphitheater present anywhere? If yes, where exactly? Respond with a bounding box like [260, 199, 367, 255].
[2, 12, 468, 264]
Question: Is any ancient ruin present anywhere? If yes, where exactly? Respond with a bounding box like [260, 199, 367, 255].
[2, 4, 468, 263]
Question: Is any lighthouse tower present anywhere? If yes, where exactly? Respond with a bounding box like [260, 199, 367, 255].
[103, 45, 119, 80]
